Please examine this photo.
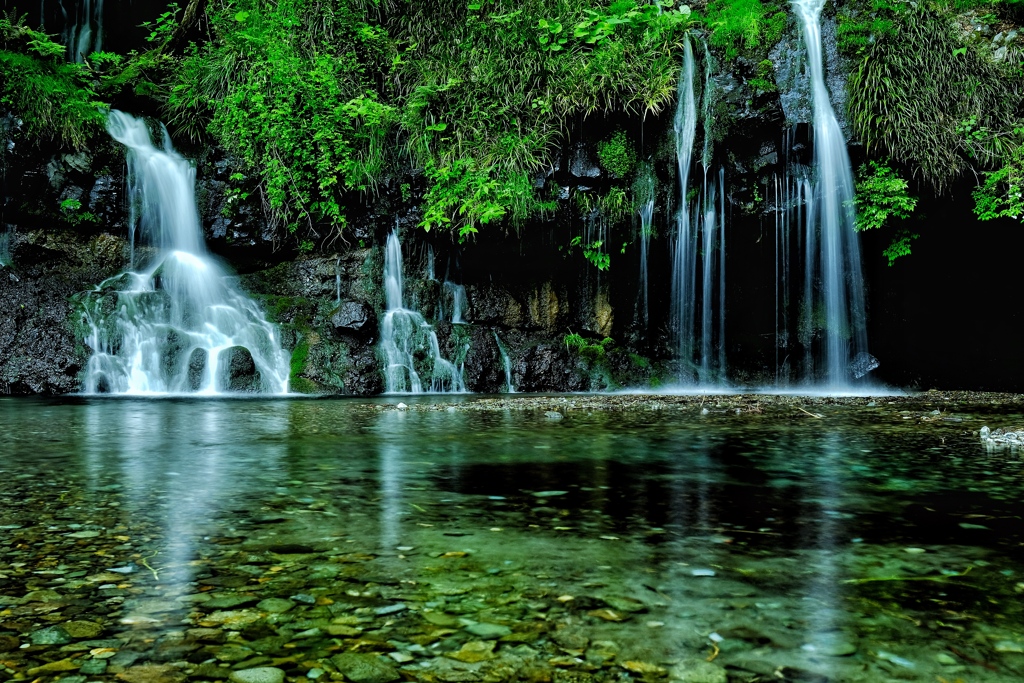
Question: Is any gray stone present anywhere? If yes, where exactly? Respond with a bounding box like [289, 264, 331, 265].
[223, 346, 262, 392]
[464, 622, 512, 639]
[30, 625, 73, 645]
[668, 658, 727, 683]
[329, 653, 400, 683]
[228, 668, 285, 683]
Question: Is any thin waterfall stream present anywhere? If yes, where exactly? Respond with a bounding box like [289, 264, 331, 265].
[671, 36, 727, 386]
[792, 0, 872, 388]
[80, 111, 290, 395]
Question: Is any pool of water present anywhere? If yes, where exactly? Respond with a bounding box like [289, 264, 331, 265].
[2, 395, 1024, 683]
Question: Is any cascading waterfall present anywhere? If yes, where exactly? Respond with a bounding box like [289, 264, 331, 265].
[493, 331, 515, 394]
[81, 111, 290, 395]
[671, 36, 727, 385]
[379, 231, 466, 393]
[792, 0, 871, 387]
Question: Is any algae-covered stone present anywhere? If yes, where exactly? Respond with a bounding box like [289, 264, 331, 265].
[30, 625, 72, 645]
[464, 622, 511, 639]
[228, 667, 285, 683]
[445, 640, 497, 663]
[116, 664, 187, 683]
[191, 663, 231, 680]
[63, 621, 104, 638]
[330, 653, 400, 683]
[22, 589, 64, 603]
[80, 659, 109, 675]
[256, 598, 294, 614]
[27, 658, 79, 675]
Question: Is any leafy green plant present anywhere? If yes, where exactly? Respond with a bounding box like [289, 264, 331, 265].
[701, 0, 786, 60]
[853, 160, 918, 232]
[836, 0, 901, 56]
[974, 133, 1024, 222]
[882, 229, 919, 266]
[142, 3, 182, 44]
[59, 197, 99, 226]
[568, 235, 611, 271]
[848, 8, 1022, 189]
[853, 160, 919, 265]
[0, 14, 105, 150]
[564, 332, 615, 361]
[596, 130, 637, 178]
[747, 58, 777, 92]
[168, 0, 397, 243]
[396, 0, 692, 236]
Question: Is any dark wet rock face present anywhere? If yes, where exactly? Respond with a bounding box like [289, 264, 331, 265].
[332, 301, 374, 333]
[514, 344, 588, 393]
[0, 230, 126, 394]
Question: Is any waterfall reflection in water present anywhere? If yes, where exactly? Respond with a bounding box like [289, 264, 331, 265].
[2, 397, 1023, 683]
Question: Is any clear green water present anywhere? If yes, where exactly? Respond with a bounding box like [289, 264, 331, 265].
[2, 396, 1024, 683]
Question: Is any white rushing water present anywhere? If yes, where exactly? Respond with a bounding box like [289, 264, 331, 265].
[792, 0, 870, 388]
[671, 36, 727, 385]
[81, 111, 290, 395]
[379, 231, 466, 393]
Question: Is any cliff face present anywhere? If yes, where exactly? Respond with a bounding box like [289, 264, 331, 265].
[2, 8, 1023, 395]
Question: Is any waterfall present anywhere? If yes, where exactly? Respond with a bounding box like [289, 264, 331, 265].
[792, 0, 870, 387]
[638, 198, 654, 330]
[379, 231, 466, 393]
[671, 36, 698, 374]
[335, 257, 342, 306]
[81, 111, 290, 395]
[443, 281, 467, 324]
[493, 331, 515, 394]
[0, 227, 11, 268]
[63, 0, 104, 63]
[425, 245, 435, 280]
[671, 36, 727, 385]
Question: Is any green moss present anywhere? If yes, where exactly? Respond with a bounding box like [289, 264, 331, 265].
[288, 338, 315, 393]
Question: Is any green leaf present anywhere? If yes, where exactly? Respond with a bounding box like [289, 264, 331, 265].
[234, 11, 250, 22]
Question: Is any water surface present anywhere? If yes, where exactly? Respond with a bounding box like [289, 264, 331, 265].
[2, 396, 1023, 683]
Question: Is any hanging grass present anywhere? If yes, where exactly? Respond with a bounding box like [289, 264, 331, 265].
[848, 8, 1023, 190]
